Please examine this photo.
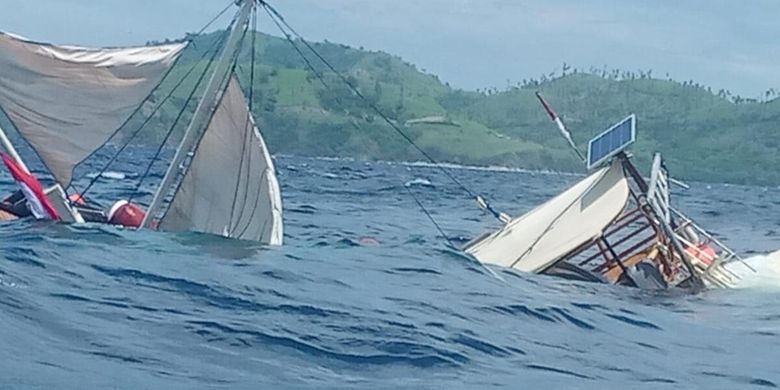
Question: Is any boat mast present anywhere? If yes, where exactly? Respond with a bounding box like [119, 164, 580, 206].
[141, 0, 255, 228]
[0, 124, 29, 173]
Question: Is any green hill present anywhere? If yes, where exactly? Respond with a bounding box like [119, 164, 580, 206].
[137, 32, 780, 185]
[457, 73, 780, 184]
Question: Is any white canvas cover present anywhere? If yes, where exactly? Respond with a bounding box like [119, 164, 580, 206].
[157, 77, 283, 245]
[0, 32, 185, 185]
[465, 160, 629, 273]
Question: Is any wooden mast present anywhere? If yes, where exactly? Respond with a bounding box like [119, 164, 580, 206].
[141, 0, 255, 229]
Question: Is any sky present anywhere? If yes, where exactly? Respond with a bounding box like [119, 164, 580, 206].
[1, 0, 778, 98]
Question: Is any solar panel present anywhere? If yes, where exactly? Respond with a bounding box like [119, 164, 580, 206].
[587, 114, 636, 170]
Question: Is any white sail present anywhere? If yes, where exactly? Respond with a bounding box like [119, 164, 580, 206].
[157, 76, 283, 245]
[0, 32, 185, 185]
[464, 160, 629, 273]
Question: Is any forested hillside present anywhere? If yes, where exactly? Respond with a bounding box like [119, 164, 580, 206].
[88, 32, 780, 185]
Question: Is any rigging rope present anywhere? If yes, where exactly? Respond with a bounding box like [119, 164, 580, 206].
[128, 16, 239, 204]
[404, 185, 455, 247]
[195, 0, 237, 36]
[260, 3, 507, 224]
[75, 1, 241, 202]
[233, 5, 274, 238]
[228, 4, 258, 234]
[77, 31, 228, 201]
[154, 13, 253, 224]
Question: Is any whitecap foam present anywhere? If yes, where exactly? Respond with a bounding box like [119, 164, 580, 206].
[85, 171, 131, 180]
[404, 178, 433, 188]
[726, 250, 780, 289]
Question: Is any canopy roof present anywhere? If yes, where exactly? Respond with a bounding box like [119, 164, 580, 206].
[465, 160, 630, 273]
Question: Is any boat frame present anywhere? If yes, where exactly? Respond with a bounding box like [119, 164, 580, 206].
[535, 152, 745, 289]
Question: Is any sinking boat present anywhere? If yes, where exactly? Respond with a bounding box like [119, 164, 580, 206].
[464, 114, 753, 289]
[0, 0, 282, 244]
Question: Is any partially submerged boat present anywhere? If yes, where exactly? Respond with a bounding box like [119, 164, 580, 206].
[0, 0, 282, 244]
[464, 114, 753, 289]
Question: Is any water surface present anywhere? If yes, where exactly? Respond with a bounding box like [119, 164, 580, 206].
[1, 155, 779, 389]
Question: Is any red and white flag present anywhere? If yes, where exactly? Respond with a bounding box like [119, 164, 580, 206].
[535, 92, 575, 146]
[535, 92, 586, 163]
[1, 153, 60, 220]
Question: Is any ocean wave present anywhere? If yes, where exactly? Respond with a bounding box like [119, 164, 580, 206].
[728, 251, 780, 289]
[2, 154, 780, 388]
[85, 171, 136, 180]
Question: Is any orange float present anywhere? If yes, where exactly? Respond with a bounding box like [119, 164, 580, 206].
[107, 200, 146, 228]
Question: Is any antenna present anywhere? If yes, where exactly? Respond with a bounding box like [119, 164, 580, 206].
[534, 92, 585, 162]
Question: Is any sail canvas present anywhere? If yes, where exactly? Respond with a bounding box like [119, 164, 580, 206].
[157, 76, 283, 245]
[465, 160, 630, 273]
[0, 32, 185, 185]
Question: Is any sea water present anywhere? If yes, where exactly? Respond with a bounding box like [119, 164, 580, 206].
[1, 154, 779, 389]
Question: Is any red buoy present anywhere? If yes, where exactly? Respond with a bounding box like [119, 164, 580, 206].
[107, 200, 146, 228]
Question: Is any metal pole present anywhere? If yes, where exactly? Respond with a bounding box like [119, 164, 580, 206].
[141, 0, 254, 229]
[601, 237, 637, 287]
[0, 124, 29, 173]
[534, 92, 586, 162]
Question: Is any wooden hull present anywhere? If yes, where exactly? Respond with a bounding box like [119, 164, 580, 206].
[0, 208, 17, 221]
